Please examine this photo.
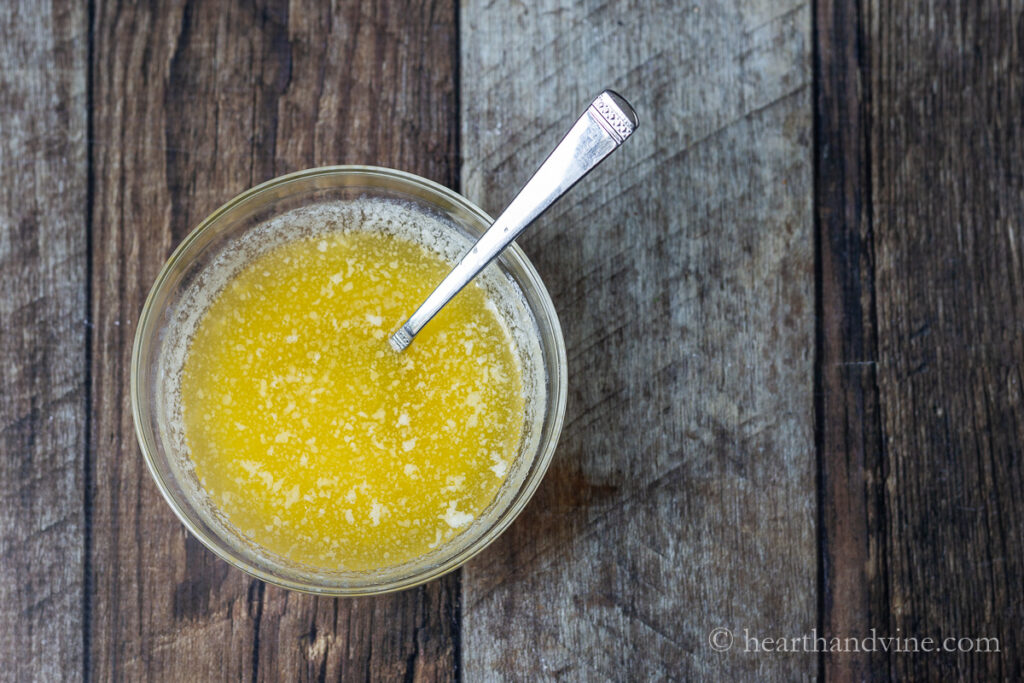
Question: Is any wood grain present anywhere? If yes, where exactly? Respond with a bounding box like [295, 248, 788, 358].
[4, 1, 1023, 679]
[0, 2, 88, 681]
[814, 0, 889, 680]
[459, 1, 816, 679]
[816, 1, 1024, 680]
[87, 1, 459, 679]
[865, 1, 1024, 679]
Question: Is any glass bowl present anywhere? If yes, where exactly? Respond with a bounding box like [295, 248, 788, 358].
[131, 166, 567, 595]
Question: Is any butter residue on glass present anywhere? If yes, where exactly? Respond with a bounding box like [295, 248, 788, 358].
[165, 199, 543, 571]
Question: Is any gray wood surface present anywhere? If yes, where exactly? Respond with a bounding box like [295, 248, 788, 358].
[460, 1, 816, 679]
[0, 3, 87, 681]
[5, 1, 1024, 680]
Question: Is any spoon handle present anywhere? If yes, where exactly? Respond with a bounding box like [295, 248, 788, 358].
[390, 89, 638, 352]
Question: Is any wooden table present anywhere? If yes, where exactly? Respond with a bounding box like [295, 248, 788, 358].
[2, 1, 1022, 680]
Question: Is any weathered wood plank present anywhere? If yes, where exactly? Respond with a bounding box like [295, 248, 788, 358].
[460, 1, 815, 679]
[864, 1, 1024, 679]
[814, 0, 889, 680]
[0, 3, 88, 681]
[88, 1, 459, 679]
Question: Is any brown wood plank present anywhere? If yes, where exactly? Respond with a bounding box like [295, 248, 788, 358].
[459, 1, 816, 679]
[0, 3, 88, 681]
[87, 1, 459, 679]
[814, 0, 890, 680]
[863, 1, 1024, 679]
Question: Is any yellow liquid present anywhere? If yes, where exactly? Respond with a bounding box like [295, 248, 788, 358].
[181, 230, 524, 570]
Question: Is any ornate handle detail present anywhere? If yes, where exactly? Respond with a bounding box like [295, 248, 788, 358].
[390, 90, 638, 352]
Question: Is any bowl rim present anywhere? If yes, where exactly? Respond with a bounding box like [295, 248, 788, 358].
[130, 165, 568, 595]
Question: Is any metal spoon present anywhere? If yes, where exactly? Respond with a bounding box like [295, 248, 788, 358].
[389, 89, 638, 352]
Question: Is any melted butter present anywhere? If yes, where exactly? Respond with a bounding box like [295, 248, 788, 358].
[181, 230, 524, 570]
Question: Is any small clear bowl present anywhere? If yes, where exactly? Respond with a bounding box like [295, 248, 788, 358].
[131, 166, 567, 595]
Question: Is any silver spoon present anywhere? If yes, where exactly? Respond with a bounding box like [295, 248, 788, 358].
[389, 89, 638, 352]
